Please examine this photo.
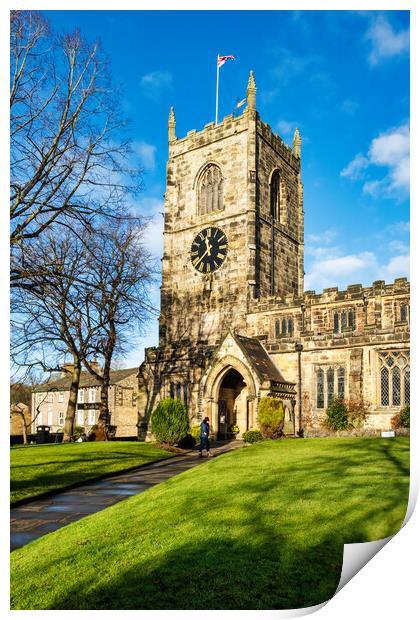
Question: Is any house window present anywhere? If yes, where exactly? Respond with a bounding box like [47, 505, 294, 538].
[337, 367, 345, 400]
[47, 393, 53, 403]
[88, 410, 96, 425]
[88, 388, 96, 403]
[198, 164, 223, 215]
[400, 303, 407, 322]
[327, 368, 334, 407]
[78, 389, 84, 403]
[333, 308, 355, 333]
[316, 369, 324, 409]
[59, 411, 64, 426]
[379, 352, 410, 407]
[47, 411, 53, 425]
[58, 392, 64, 403]
[77, 410, 84, 425]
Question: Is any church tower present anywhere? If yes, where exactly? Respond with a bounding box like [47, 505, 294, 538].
[159, 71, 304, 348]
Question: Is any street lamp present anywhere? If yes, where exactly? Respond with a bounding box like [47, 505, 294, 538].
[295, 342, 304, 437]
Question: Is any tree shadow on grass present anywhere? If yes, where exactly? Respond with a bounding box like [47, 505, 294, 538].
[11, 438, 410, 610]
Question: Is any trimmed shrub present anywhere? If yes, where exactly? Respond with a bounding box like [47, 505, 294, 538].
[258, 397, 285, 439]
[177, 433, 196, 449]
[391, 404, 410, 430]
[242, 429, 264, 444]
[229, 423, 240, 434]
[151, 398, 190, 445]
[325, 398, 349, 431]
[72, 425, 85, 440]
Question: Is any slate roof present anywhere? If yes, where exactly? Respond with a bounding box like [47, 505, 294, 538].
[234, 334, 293, 385]
[32, 368, 138, 393]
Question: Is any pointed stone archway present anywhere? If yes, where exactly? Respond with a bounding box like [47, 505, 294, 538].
[202, 355, 257, 438]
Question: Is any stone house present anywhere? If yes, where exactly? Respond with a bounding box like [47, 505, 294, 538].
[31, 367, 139, 437]
[137, 70, 410, 439]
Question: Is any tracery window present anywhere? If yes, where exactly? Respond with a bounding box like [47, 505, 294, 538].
[379, 351, 410, 407]
[198, 164, 223, 215]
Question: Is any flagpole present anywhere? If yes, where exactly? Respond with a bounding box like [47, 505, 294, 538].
[215, 54, 219, 126]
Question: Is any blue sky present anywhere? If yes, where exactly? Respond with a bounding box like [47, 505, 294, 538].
[43, 10, 410, 366]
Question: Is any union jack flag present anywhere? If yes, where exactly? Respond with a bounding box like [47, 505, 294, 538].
[217, 54, 235, 68]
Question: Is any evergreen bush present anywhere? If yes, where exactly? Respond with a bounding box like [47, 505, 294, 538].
[151, 398, 190, 445]
[257, 397, 285, 439]
[242, 429, 264, 444]
[391, 404, 410, 430]
[325, 398, 349, 431]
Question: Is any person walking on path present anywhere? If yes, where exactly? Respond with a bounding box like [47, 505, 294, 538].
[198, 416, 213, 457]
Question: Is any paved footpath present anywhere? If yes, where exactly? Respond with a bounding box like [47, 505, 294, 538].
[11, 440, 242, 552]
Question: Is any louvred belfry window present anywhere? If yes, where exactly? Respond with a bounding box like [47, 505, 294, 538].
[198, 164, 223, 215]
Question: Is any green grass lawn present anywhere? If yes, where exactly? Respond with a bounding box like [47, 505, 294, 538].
[10, 437, 409, 610]
[10, 442, 173, 503]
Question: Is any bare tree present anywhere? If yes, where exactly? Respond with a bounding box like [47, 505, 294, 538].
[11, 230, 100, 441]
[10, 11, 141, 290]
[80, 220, 156, 440]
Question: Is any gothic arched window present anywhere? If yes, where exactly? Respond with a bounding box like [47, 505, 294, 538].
[327, 368, 335, 407]
[316, 369, 324, 409]
[348, 309, 355, 330]
[270, 170, 280, 221]
[198, 164, 223, 215]
[379, 352, 409, 408]
[333, 312, 339, 334]
[337, 367, 345, 400]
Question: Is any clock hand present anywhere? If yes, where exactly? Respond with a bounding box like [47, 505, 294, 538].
[193, 249, 210, 267]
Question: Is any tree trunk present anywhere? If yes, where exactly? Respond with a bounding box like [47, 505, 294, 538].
[20, 413, 27, 445]
[96, 369, 110, 442]
[63, 361, 82, 442]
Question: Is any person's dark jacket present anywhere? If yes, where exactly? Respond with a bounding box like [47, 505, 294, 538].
[200, 421, 210, 438]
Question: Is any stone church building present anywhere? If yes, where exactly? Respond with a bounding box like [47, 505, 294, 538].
[138, 71, 410, 439]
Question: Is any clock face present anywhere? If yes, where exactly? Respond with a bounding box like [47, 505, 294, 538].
[191, 227, 228, 273]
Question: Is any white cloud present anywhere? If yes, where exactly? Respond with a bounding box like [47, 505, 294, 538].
[133, 141, 156, 171]
[341, 124, 410, 198]
[366, 15, 409, 66]
[305, 248, 409, 292]
[140, 70, 173, 100]
[340, 153, 369, 180]
[306, 229, 338, 245]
